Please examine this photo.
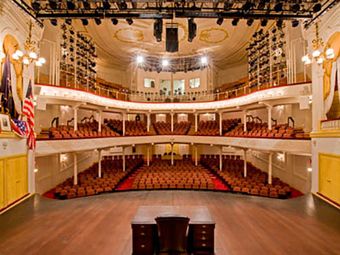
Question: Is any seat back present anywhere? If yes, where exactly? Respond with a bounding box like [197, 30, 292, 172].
[155, 216, 190, 253]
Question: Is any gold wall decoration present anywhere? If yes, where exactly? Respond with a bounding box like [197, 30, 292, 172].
[177, 23, 188, 42]
[113, 28, 144, 43]
[199, 27, 228, 44]
[2, 34, 23, 102]
[322, 32, 340, 120]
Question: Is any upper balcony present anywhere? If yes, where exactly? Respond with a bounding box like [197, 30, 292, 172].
[35, 81, 312, 113]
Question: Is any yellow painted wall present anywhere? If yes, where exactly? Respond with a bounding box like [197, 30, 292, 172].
[319, 153, 340, 205]
[0, 155, 28, 210]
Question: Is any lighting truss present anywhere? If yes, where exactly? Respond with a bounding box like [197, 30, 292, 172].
[27, 0, 330, 22]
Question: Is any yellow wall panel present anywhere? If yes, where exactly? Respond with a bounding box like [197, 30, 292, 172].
[0, 159, 5, 209]
[319, 153, 340, 205]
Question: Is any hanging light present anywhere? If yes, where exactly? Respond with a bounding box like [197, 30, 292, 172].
[317, 56, 324, 64]
[136, 55, 144, 64]
[301, 55, 309, 63]
[23, 57, 30, 65]
[38, 57, 46, 64]
[15, 50, 24, 57]
[312, 49, 321, 58]
[325, 48, 335, 59]
[35, 61, 43, 67]
[12, 52, 20, 60]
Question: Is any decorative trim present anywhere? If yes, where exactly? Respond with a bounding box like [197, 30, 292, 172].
[0, 193, 32, 214]
[310, 130, 340, 138]
[199, 27, 228, 44]
[314, 192, 340, 210]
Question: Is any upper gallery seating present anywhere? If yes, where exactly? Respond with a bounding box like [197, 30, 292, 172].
[53, 155, 144, 199]
[48, 120, 119, 139]
[105, 119, 148, 136]
[224, 120, 310, 139]
[222, 118, 241, 134]
[196, 120, 219, 136]
[200, 155, 293, 199]
[131, 160, 215, 190]
[153, 121, 191, 135]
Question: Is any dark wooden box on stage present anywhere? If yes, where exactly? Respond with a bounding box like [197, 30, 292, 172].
[131, 206, 215, 255]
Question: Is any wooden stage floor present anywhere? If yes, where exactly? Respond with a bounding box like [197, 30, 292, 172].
[0, 191, 340, 255]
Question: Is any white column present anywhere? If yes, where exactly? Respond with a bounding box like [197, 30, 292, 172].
[267, 106, 272, 130]
[122, 147, 126, 172]
[74, 107, 78, 131]
[171, 143, 174, 166]
[243, 110, 247, 132]
[147, 145, 150, 166]
[195, 113, 198, 132]
[28, 150, 36, 193]
[73, 153, 78, 185]
[122, 113, 126, 136]
[171, 113, 174, 133]
[219, 146, 222, 171]
[195, 145, 198, 166]
[219, 112, 223, 136]
[98, 149, 102, 178]
[98, 111, 102, 132]
[268, 152, 273, 184]
[147, 113, 151, 132]
[243, 149, 247, 178]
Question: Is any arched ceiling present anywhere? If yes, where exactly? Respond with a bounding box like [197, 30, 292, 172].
[75, 18, 261, 71]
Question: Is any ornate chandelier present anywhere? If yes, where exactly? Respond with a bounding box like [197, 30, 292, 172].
[301, 22, 335, 65]
[11, 21, 46, 67]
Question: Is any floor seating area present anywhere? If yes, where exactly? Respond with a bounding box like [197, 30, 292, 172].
[200, 155, 295, 199]
[224, 121, 310, 139]
[130, 160, 216, 190]
[196, 120, 219, 136]
[153, 121, 191, 135]
[52, 156, 144, 199]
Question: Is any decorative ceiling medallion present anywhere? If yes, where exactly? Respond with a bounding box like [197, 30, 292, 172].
[177, 23, 188, 42]
[113, 28, 144, 43]
[199, 28, 228, 44]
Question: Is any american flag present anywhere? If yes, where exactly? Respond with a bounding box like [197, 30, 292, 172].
[22, 80, 36, 150]
[10, 119, 28, 138]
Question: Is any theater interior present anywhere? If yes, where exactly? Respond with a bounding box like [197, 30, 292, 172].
[0, 0, 340, 254]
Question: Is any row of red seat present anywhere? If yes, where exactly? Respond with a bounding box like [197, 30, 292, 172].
[153, 121, 191, 135]
[53, 156, 144, 199]
[200, 156, 294, 199]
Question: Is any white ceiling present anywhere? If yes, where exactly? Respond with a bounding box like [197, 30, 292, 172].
[75, 18, 262, 71]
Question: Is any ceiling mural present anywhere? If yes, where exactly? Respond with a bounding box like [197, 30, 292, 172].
[75, 18, 260, 70]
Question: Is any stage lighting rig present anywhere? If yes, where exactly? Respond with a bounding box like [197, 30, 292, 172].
[154, 19, 163, 42]
[188, 18, 197, 42]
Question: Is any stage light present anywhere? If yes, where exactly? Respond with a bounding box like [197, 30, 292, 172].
[126, 18, 133, 25]
[65, 19, 72, 25]
[224, 1, 233, 10]
[291, 3, 300, 13]
[111, 18, 118, 25]
[136, 55, 144, 64]
[154, 19, 163, 42]
[257, 0, 266, 10]
[162, 59, 169, 67]
[261, 19, 268, 27]
[188, 18, 197, 42]
[200, 56, 208, 65]
[247, 19, 254, 26]
[95, 18, 102, 25]
[118, 0, 128, 10]
[50, 19, 58, 26]
[274, 2, 283, 12]
[31, 0, 40, 11]
[82, 0, 90, 9]
[231, 18, 239, 26]
[81, 19, 89, 26]
[313, 3, 322, 13]
[276, 19, 283, 28]
[103, 0, 111, 10]
[48, 0, 58, 10]
[242, 1, 253, 11]
[66, 0, 76, 10]
[291, 19, 299, 27]
[216, 18, 224, 26]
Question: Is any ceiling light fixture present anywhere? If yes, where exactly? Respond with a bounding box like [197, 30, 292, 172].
[95, 18, 102, 25]
[247, 19, 254, 26]
[188, 18, 197, 42]
[260, 19, 268, 27]
[81, 19, 89, 26]
[200, 56, 208, 65]
[154, 18, 163, 42]
[111, 18, 118, 25]
[136, 55, 144, 64]
[291, 19, 299, 27]
[162, 59, 169, 67]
